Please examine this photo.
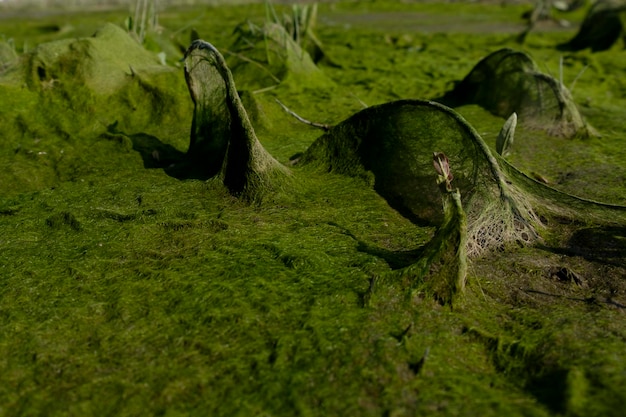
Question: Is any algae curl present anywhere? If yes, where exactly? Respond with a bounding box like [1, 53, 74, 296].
[437, 48, 590, 138]
[298, 99, 541, 259]
[178, 39, 290, 202]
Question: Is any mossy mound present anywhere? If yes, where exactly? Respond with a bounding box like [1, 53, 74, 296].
[226, 21, 333, 92]
[24, 23, 166, 94]
[558, 0, 626, 52]
[0, 23, 191, 196]
[437, 48, 589, 138]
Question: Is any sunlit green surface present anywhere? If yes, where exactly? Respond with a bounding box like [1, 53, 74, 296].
[1, 2, 625, 416]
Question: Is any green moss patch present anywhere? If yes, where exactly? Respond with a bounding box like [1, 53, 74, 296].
[1, 2, 626, 416]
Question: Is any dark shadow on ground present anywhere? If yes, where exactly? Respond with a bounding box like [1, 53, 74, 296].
[540, 226, 626, 268]
[129, 132, 185, 170]
[526, 368, 570, 416]
[105, 123, 215, 181]
[377, 193, 439, 228]
[357, 241, 425, 270]
[522, 288, 626, 309]
[328, 221, 429, 269]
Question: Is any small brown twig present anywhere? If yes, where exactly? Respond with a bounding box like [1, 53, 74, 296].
[275, 99, 331, 131]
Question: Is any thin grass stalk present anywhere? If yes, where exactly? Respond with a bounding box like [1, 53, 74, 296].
[569, 65, 588, 92]
[139, 0, 149, 44]
[292, 5, 300, 47]
[152, 0, 159, 29]
[264, 0, 280, 25]
[133, 0, 141, 36]
[262, 1, 275, 65]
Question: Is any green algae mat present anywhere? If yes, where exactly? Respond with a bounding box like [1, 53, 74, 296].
[1, 1, 626, 416]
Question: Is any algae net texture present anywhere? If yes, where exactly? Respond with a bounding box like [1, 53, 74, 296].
[436, 48, 589, 138]
[298, 99, 540, 257]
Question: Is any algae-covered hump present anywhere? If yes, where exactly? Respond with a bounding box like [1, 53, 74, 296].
[437, 48, 588, 138]
[299, 99, 540, 256]
[559, 0, 626, 52]
[1, 21, 188, 138]
[226, 22, 333, 92]
[25, 23, 167, 94]
[300, 99, 498, 225]
[0, 22, 190, 196]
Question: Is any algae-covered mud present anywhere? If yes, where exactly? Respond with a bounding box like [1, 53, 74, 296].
[1, 1, 626, 416]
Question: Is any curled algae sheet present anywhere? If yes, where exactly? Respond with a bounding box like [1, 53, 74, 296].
[294, 97, 626, 301]
[180, 39, 290, 200]
[298, 97, 626, 230]
[436, 48, 590, 138]
[298, 99, 540, 258]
